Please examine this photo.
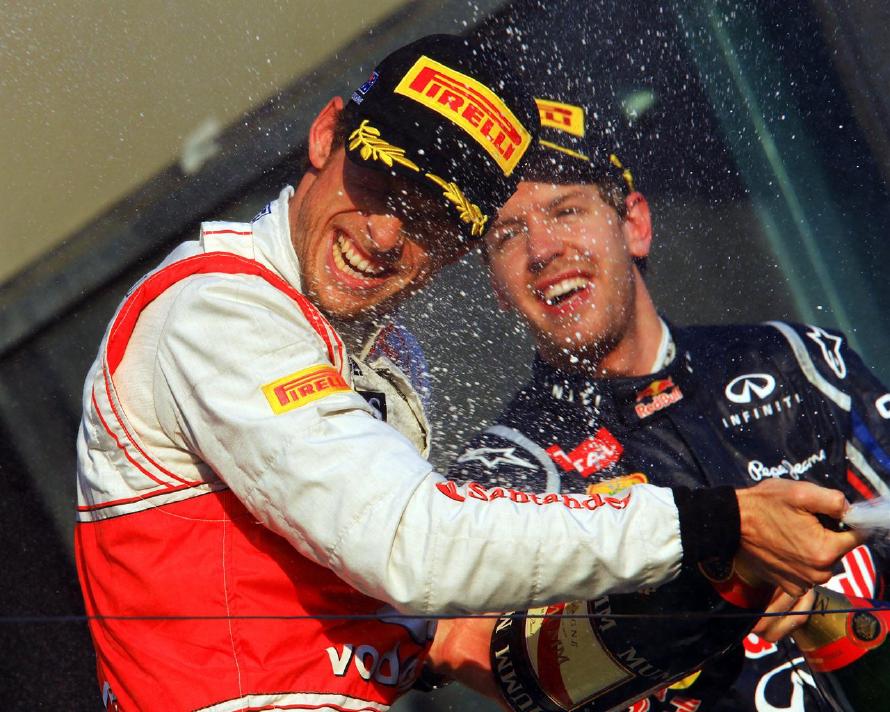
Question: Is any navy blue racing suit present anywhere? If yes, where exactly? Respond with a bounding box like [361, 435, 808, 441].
[449, 321, 890, 712]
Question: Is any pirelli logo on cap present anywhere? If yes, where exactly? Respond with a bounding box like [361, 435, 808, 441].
[262, 365, 350, 415]
[394, 55, 531, 176]
[535, 98, 585, 138]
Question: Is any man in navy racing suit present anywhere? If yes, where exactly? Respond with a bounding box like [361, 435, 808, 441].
[443, 97, 890, 711]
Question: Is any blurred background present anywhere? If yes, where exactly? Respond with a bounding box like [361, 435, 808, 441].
[2, 0, 889, 708]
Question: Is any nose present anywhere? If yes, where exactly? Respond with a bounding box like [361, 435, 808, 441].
[366, 213, 405, 255]
[527, 218, 563, 272]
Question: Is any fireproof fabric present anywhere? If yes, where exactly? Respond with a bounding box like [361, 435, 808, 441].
[450, 321, 890, 711]
[74, 187, 710, 710]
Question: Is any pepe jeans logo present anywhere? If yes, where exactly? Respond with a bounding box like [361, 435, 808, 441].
[747, 449, 826, 481]
[724, 373, 776, 404]
[393, 55, 531, 175]
[262, 365, 350, 414]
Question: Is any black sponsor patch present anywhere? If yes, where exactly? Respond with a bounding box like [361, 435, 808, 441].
[358, 390, 387, 421]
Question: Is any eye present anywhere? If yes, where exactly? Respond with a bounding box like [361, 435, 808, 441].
[554, 204, 584, 219]
[490, 223, 526, 250]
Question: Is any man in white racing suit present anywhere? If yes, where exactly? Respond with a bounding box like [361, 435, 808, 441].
[74, 36, 859, 711]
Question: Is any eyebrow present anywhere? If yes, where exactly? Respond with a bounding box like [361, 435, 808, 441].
[492, 214, 527, 231]
[546, 188, 588, 212]
[493, 188, 590, 231]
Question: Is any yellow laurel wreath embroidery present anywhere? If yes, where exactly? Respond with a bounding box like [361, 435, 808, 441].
[347, 120, 421, 172]
[424, 172, 488, 237]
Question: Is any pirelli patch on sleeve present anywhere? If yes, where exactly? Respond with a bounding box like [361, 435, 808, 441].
[262, 365, 350, 414]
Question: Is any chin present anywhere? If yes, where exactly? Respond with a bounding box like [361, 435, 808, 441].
[317, 291, 395, 323]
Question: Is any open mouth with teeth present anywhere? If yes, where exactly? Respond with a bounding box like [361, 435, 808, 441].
[536, 275, 592, 311]
[330, 232, 393, 286]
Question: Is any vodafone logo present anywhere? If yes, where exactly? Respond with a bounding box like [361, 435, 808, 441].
[724, 373, 776, 404]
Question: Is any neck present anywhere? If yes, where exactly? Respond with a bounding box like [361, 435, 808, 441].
[288, 170, 314, 243]
[328, 314, 385, 355]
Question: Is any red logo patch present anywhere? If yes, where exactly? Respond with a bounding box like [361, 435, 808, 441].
[435, 480, 630, 511]
[546, 427, 623, 477]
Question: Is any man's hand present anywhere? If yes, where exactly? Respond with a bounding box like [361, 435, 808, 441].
[735, 480, 861, 597]
[751, 588, 816, 642]
[427, 615, 503, 702]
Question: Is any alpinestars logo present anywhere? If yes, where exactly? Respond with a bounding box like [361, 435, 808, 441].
[807, 325, 846, 379]
[456, 447, 536, 470]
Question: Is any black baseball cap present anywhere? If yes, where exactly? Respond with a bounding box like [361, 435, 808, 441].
[342, 34, 539, 240]
[523, 97, 636, 193]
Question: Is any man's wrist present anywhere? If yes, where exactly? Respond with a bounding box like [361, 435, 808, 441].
[672, 486, 740, 565]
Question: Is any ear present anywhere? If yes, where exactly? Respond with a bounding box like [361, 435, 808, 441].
[623, 191, 653, 259]
[307, 96, 345, 171]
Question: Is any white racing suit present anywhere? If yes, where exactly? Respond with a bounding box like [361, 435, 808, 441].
[75, 186, 726, 711]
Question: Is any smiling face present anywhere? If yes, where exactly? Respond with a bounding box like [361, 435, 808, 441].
[289, 98, 466, 321]
[485, 180, 654, 372]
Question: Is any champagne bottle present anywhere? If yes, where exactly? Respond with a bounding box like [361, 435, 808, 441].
[792, 586, 890, 711]
[490, 558, 771, 712]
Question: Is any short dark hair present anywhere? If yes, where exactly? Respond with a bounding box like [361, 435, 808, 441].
[520, 149, 628, 216]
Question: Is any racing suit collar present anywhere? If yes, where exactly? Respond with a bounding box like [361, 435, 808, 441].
[531, 317, 687, 414]
[251, 185, 303, 293]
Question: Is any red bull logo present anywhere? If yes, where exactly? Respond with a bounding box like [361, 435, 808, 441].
[635, 377, 683, 419]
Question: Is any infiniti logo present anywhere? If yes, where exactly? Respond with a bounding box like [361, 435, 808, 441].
[725, 374, 777, 404]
